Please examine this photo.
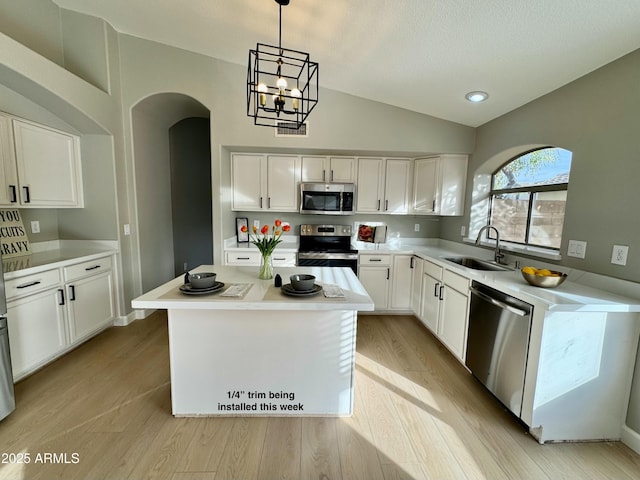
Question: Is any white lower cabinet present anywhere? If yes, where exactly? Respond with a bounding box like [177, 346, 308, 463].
[410, 256, 424, 317]
[390, 255, 412, 309]
[7, 288, 67, 379]
[6, 254, 116, 381]
[65, 271, 114, 343]
[418, 259, 470, 362]
[359, 253, 412, 312]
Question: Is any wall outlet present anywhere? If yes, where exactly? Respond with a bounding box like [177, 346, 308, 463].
[30, 220, 40, 234]
[124, 224, 131, 236]
[567, 240, 587, 259]
[414, 223, 420, 232]
[611, 245, 628, 266]
[460, 226, 466, 237]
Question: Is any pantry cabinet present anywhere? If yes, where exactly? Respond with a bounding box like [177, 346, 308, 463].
[301, 156, 355, 183]
[231, 153, 300, 212]
[6, 253, 116, 381]
[412, 155, 467, 216]
[0, 116, 83, 208]
[355, 157, 411, 214]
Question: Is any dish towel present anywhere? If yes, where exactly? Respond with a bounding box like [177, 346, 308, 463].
[322, 284, 345, 298]
[220, 283, 253, 297]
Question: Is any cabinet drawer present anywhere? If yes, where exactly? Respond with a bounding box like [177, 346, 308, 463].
[225, 251, 261, 266]
[64, 256, 113, 282]
[272, 252, 296, 267]
[443, 269, 470, 294]
[423, 260, 443, 279]
[359, 254, 391, 266]
[5, 269, 61, 300]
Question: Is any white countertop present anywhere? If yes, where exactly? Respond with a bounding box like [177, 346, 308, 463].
[132, 265, 374, 311]
[2, 241, 117, 279]
[360, 241, 640, 313]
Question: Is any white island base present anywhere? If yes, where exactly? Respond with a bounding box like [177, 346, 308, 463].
[132, 266, 374, 417]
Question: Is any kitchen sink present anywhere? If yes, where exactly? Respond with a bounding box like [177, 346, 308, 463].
[443, 256, 512, 271]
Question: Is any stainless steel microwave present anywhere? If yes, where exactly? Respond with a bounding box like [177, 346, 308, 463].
[300, 183, 355, 215]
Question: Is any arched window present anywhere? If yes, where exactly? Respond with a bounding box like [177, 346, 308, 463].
[487, 147, 572, 250]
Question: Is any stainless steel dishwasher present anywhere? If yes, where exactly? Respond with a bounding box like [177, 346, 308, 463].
[465, 281, 533, 418]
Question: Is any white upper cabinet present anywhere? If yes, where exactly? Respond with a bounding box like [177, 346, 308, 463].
[231, 153, 300, 212]
[0, 115, 83, 208]
[356, 157, 411, 214]
[301, 156, 355, 183]
[0, 114, 18, 205]
[412, 155, 467, 216]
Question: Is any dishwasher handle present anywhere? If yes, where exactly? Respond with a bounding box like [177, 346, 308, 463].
[469, 286, 529, 317]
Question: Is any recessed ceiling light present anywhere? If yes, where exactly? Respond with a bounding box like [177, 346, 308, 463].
[465, 91, 489, 103]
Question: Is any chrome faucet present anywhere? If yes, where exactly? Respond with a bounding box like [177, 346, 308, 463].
[475, 225, 505, 264]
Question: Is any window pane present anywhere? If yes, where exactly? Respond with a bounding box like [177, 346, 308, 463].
[529, 190, 567, 249]
[490, 192, 530, 244]
[493, 147, 572, 189]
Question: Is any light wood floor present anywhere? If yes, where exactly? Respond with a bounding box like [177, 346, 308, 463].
[1, 312, 639, 480]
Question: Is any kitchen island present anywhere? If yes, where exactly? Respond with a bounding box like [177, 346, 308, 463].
[131, 266, 374, 416]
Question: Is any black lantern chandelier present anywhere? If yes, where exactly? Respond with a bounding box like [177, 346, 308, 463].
[247, 0, 319, 129]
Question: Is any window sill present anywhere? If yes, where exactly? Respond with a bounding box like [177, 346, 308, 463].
[462, 238, 562, 261]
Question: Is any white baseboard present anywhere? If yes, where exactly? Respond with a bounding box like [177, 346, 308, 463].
[622, 425, 640, 455]
[113, 311, 138, 326]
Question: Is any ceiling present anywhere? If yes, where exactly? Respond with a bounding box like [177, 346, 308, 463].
[52, 0, 640, 127]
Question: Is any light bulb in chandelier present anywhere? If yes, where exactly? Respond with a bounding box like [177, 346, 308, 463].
[291, 88, 301, 110]
[276, 77, 288, 91]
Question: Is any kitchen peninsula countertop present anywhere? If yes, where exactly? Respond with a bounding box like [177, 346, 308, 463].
[356, 239, 640, 313]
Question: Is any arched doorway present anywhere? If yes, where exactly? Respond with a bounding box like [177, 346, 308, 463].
[131, 93, 212, 291]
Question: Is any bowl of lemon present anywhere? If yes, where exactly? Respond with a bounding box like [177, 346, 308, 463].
[521, 266, 567, 288]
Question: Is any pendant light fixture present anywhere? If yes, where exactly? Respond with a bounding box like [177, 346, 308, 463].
[247, 0, 319, 129]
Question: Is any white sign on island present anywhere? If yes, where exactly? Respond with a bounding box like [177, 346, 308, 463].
[131, 265, 374, 417]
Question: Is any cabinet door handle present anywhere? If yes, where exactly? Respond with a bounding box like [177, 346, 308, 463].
[439, 285, 445, 301]
[268, 197, 271, 208]
[369, 258, 382, 262]
[385, 200, 389, 211]
[9, 185, 17, 203]
[85, 265, 101, 271]
[58, 288, 65, 306]
[432, 199, 436, 211]
[69, 285, 76, 301]
[377, 200, 381, 211]
[322, 170, 326, 182]
[433, 282, 440, 297]
[387, 268, 390, 280]
[410, 257, 414, 268]
[17, 280, 41, 289]
[260, 197, 263, 208]
[237, 257, 250, 260]
[331, 170, 334, 182]
[273, 257, 286, 261]
[22, 186, 31, 203]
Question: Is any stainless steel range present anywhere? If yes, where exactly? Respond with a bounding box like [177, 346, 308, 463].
[297, 224, 358, 273]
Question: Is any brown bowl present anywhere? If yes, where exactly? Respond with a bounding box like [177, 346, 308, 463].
[521, 269, 567, 288]
[189, 272, 217, 289]
[290, 274, 316, 291]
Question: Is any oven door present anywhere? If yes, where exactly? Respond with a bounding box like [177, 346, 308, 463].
[300, 190, 343, 214]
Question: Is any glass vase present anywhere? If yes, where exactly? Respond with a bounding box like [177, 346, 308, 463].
[259, 252, 274, 280]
